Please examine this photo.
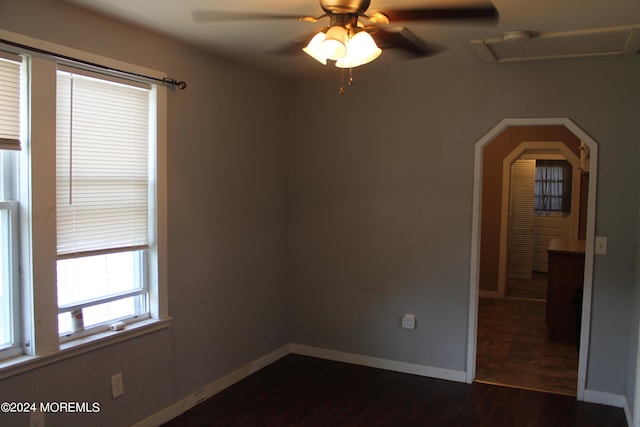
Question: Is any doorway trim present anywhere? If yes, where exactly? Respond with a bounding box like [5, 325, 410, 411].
[466, 117, 598, 402]
[495, 141, 581, 298]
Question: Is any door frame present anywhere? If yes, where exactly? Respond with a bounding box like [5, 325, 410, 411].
[496, 141, 581, 297]
[466, 118, 598, 402]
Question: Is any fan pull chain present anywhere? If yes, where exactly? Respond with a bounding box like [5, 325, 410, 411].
[338, 68, 354, 95]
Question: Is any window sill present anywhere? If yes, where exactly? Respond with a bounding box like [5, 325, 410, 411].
[534, 211, 569, 218]
[0, 317, 171, 380]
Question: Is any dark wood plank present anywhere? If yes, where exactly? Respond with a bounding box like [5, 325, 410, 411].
[162, 354, 627, 427]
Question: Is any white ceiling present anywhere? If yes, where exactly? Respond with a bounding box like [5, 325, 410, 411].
[63, 0, 640, 76]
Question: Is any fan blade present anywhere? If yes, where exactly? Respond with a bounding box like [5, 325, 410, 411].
[192, 10, 318, 22]
[269, 28, 333, 56]
[373, 4, 498, 23]
[269, 39, 311, 56]
[372, 27, 443, 58]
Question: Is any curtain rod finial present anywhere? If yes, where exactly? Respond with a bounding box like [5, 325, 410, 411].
[162, 78, 187, 90]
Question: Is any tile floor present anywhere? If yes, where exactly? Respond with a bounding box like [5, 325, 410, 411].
[476, 275, 579, 396]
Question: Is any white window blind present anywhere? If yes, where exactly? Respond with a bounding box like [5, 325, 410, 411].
[56, 69, 150, 258]
[0, 53, 22, 151]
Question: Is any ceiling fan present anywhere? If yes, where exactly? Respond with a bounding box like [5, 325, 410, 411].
[193, 0, 498, 91]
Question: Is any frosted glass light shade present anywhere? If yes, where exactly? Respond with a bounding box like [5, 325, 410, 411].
[303, 32, 328, 65]
[336, 30, 382, 68]
[322, 25, 348, 60]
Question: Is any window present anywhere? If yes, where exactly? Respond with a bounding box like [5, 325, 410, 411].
[0, 34, 167, 368]
[534, 160, 572, 213]
[0, 52, 23, 360]
[55, 69, 153, 338]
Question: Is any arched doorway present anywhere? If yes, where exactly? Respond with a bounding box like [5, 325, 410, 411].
[466, 118, 598, 400]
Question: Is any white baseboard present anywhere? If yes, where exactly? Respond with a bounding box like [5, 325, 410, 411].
[623, 394, 632, 427]
[583, 388, 627, 408]
[290, 343, 467, 383]
[583, 388, 631, 426]
[134, 344, 630, 427]
[131, 344, 291, 427]
[133, 343, 466, 426]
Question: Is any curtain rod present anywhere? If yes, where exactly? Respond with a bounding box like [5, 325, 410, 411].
[0, 37, 187, 90]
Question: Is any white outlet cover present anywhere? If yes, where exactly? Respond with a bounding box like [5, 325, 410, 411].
[402, 314, 416, 330]
[111, 372, 124, 399]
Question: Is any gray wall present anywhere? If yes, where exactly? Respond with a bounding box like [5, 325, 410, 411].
[1, 0, 639, 425]
[631, 166, 640, 413]
[0, 0, 289, 426]
[287, 56, 640, 398]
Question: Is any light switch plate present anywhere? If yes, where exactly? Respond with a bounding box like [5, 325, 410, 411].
[595, 236, 607, 255]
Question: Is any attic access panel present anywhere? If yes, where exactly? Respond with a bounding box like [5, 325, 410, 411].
[469, 25, 640, 63]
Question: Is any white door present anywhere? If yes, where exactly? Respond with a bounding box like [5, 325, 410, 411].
[508, 159, 535, 280]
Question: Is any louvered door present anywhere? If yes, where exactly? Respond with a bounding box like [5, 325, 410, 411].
[508, 159, 535, 280]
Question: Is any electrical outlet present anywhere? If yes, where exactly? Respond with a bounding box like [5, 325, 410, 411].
[401, 314, 416, 330]
[111, 372, 124, 399]
[29, 411, 44, 427]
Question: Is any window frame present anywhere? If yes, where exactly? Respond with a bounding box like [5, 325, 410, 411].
[0, 200, 21, 359]
[57, 250, 150, 342]
[534, 159, 572, 214]
[0, 52, 24, 361]
[0, 31, 169, 373]
[54, 68, 154, 341]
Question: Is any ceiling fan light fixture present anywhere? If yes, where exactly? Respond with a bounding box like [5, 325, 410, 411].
[335, 30, 382, 68]
[322, 25, 348, 60]
[303, 31, 329, 65]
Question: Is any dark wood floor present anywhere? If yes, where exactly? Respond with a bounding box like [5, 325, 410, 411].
[162, 354, 626, 427]
[476, 273, 579, 395]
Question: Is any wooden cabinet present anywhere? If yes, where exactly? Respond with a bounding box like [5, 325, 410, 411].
[546, 238, 585, 344]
